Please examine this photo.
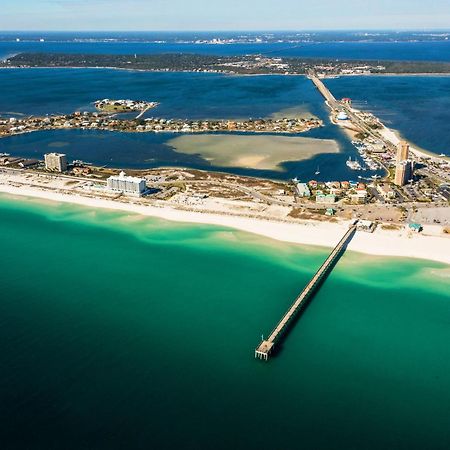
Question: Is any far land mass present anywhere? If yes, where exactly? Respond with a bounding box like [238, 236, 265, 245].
[3, 53, 450, 75]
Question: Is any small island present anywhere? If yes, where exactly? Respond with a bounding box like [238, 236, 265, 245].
[94, 99, 159, 115]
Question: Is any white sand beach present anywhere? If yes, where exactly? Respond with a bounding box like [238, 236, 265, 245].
[378, 125, 449, 162]
[1, 183, 449, 265]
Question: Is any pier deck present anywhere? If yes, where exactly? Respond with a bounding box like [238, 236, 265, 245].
[255, 224, 357, 360]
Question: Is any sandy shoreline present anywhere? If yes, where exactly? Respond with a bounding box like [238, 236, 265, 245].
[1, 183, 449, 265]
[379, 125, 448, 160]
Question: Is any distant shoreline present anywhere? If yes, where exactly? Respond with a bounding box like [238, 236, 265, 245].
[4, 65, 450, 78]
[4, 52, 450, 77]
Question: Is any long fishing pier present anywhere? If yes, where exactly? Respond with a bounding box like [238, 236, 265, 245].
[255, 223, 357, 360]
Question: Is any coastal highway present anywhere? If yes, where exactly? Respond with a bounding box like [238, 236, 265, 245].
[150, 178, 336, 209]
[0, 167, 428, 215]
[153, 179, 298, 207]
[2, 167, 448, 226]
[0, 167, 310, 209]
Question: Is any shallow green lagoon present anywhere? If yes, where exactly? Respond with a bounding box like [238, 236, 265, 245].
[0, 195, 449, 450]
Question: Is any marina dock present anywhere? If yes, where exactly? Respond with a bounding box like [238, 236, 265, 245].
[255, 223, 357, 360]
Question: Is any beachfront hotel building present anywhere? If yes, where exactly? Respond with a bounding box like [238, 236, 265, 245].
[394, 160, 414, 187]
[396, 141, 410, 163]
[106, 171, 147, 196]
[44, 153, 68, 172]
[394, 141, 414, 186]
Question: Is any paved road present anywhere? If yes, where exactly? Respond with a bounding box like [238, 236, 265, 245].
[154, 179, 298, 207]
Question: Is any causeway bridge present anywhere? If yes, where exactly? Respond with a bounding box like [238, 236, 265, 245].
[307, 70, 396, 153]
[255, 223, 357, 360]
[307, 71, 338, 107]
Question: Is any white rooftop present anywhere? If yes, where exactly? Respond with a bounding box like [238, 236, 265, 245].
[358, 220, 374, 227]
[109, 171, 145, 183]
[45, 152, 66, 157]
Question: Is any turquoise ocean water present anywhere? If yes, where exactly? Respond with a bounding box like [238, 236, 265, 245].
[0, 195, 449, 449]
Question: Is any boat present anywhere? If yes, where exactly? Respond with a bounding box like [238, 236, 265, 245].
[72, 159, 92, 166]
[315, 166, 320, 175]
[439, 153, 446, 157]
[346, 157, 362, 170]
[0, 153, 10, 157]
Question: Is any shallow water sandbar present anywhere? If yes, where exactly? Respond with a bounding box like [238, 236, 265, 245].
[168, 134, 339, 171]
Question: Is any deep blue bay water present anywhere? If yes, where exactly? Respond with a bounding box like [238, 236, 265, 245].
[0, 67, 448, 177]
[0, 68, 323, 118]
[0, 69, 369, 180]
[326, 76, 450, 156]
[0, 128, 362, 180]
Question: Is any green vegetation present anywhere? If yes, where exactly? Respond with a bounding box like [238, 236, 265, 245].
[4, 53, 450, 75]
[97, 104, 133, 112]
